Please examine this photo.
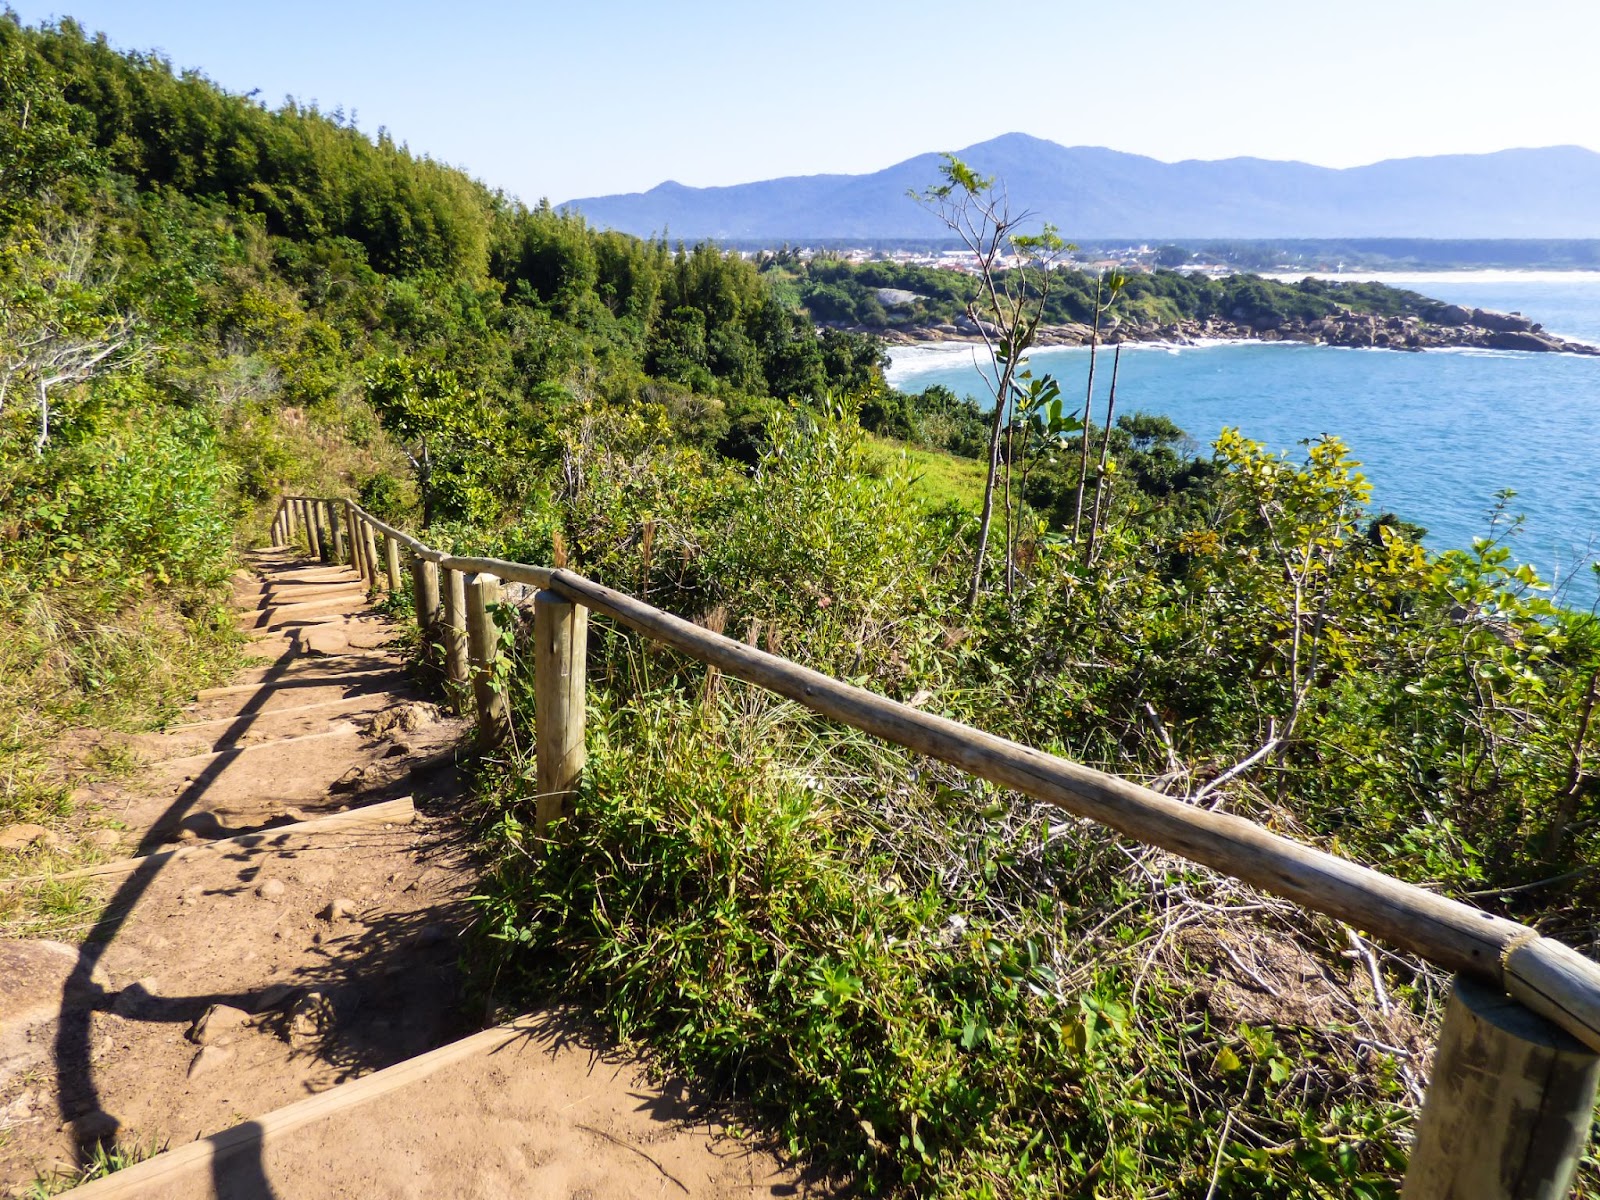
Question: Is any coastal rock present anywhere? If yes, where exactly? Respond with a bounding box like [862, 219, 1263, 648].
[1428, 303, 1473, 325]
[847, 298, 1599, 360]
[1470, 308, 1534, 333]
[874, 288, 923, 308]
[1487, 329, 1562, 352]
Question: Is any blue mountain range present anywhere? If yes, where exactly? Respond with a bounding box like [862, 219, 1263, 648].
[559, 133, 1600, 241]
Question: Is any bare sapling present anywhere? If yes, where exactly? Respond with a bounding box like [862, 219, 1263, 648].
[911, 156, 1066, 606]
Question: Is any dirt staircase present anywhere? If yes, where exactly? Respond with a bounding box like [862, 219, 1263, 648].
[1, 547, 818, 1199]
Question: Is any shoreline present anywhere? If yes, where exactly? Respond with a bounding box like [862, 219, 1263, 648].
[1260, 269, 1600, 285]
[858, 306, 1600, 362]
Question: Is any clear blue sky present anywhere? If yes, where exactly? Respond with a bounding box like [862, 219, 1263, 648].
[12, 0, 1600, 203]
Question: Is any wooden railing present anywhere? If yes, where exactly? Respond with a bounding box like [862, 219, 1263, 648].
[272, 495, 1600, 1198]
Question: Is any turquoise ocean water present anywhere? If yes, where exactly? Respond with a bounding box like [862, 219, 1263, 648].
[886, 273, 1600, 608]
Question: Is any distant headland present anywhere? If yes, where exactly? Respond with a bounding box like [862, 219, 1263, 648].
[885, 302, 1600, 356]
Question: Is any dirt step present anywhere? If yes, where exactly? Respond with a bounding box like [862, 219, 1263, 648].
[237, 597, 374, 632]
[233, 588, 364, 612]
[1, 798, 416, 890]
[162, 691, 405, 737]
[146, 724, 365, 766]
[228, 570, 363, 603]
[247, 618, 400, 658]
[194, 665, 405, 701]
[59, 1014, 823, 1200]
[237, 577, 367, 602]
[0, 811, 472, 1189]
[4, 546, 816, 1198]
[119, 744, 453, 850]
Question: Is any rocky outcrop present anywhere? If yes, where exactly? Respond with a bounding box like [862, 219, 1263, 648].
[1486, 329, 1572, 352]
[1425, 303, 1474, 326]
[1469, 307, 1535, 333]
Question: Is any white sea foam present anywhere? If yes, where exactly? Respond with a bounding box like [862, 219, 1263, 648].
[888, 336, 1279, 383]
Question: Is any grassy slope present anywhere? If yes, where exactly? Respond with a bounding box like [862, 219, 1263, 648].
[863, 435, 987, 510]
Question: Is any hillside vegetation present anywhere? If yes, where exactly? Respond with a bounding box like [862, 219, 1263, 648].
[4, 16, 1600, 1198]
[784, 254, 1454, 334]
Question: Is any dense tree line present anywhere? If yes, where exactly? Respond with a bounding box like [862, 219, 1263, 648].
[786, 255, 1445, 330]
[0, 16, 893, 518]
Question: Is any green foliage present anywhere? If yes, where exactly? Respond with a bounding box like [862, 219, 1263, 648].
[474, 663, 1413, 1198]
[0, 391, 239, 838]
[0, 21, 96, 229]
[29, 18, 491, 278]
[462, 406, 1600, 1195]
[2, 397, 233, 592]
[10, 12, 1600, 1197]
[789, 257, 1447, 333]
[25, 1135, 166, 1196]
[365, 356, 511, 525]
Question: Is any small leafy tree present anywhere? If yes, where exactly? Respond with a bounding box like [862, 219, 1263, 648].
[912, 156, 1067, 605]
[365, 356, 507, 525]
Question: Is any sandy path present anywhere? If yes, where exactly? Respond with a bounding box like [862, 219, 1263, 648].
[0, 547, 824, 1199]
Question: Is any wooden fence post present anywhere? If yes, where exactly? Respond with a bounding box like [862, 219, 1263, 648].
[345, 503, 366, 580]
[325, 500, 346, 565]
[308, 501, 326, 562]
[465, 572, 509, 747]
[1403, 975, 1600, 1200]
[383, 534, 402, 593]
[285, 498, 298, 546]
[361, 516, 377, 581]
[442, 567, 470, 703]
[343, 503, 361, 578]
[411, 553, 440, 643]
[533, 590, 587, 832]
[356, 508, 372, 581]
[361, 516, 380, 586]
[303, 500, 318, 558]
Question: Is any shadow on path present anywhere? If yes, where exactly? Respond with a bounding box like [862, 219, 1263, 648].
[53, 557, 355, 1198]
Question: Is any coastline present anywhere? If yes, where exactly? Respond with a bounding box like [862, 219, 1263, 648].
[859, 306, 1600, 361]
[1261, 269, 1600, 286]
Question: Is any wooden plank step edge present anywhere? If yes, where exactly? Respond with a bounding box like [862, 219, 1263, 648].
[239, 596, 374, 623]
[163, 693, 402, 732]
[151, 722, 362, 766]
[62, 1017, 537, 1199]
[0, 797, 416, 889]
[195, 668, 404, 700]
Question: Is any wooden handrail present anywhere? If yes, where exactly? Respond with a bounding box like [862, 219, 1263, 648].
[276, 495, 1600, 1194]
[546, 568, 1600, 1049]
[284, 495, 1600, 1052]
[279, 497, 554, 588]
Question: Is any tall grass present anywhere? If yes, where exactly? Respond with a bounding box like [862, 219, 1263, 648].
[0, 405, 240, 875]
[471, 648, 1419, 1198]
